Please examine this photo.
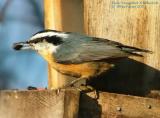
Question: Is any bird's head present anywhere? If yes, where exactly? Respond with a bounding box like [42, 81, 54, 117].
[13, 30, 68, 61]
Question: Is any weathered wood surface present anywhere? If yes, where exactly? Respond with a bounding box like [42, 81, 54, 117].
[0, 89, 80, 118]
[44, 0, 84, 89]
[84, 0, 160, 96]
[79, 91, 160, 118]
[0, 90, 160, 118]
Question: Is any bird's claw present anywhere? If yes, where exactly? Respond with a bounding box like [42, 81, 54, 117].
[78, 85, 99, 99]
[78, 85, 95, 92]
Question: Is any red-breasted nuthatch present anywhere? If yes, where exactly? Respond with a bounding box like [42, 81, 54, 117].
[13, 30, 151, 87]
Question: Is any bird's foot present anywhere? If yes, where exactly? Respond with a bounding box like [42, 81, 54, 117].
[65, 77, 85, 88]
[76, 84, 99, 99]
[78, 84, 95, 92]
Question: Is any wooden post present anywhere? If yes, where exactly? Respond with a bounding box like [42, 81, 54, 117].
[44, 0, 84, 89]
[84, 0, 160, 95]
[44, 0, 60, 89]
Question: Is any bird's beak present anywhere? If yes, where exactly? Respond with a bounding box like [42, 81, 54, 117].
[13, 41, 32, 51]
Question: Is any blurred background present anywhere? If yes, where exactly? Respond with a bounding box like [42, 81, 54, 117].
[0, 0, 47, 89]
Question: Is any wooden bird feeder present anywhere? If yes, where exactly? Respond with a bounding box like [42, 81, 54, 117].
[1, 0, 160, 118]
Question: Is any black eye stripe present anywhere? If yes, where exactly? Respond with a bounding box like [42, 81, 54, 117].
[45, 36, 63, 45]
[28, 36, 63, 45]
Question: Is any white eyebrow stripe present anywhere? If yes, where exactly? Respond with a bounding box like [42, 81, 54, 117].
[30, 32, 69, 40]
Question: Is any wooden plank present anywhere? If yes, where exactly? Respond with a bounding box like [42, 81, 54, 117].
[44, 0, 84, 89]
[0, 89, 80, 118]
[84, 0, 159, 70]
[0, 89, 160, 118]
[83, 0, 160, 96]
[79, 92, 160, 118]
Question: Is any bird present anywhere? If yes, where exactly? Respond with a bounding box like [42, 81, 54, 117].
[13, 29, 152, 88]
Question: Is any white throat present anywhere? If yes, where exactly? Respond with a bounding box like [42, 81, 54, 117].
[33, 42, 60, 53]
[49, 44, 60, 53]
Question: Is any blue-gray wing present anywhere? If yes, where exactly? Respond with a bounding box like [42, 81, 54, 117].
[54, 36, 150, 64]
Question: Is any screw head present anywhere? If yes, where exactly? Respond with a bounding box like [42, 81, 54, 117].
[116, 106, 122, 112]
[147, 105, 152, 109]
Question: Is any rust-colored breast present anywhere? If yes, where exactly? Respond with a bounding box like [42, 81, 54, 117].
[39, 51, 113, 79]
[52, 61, 113, 79]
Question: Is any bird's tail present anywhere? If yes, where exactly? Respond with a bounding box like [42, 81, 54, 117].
[119, 45, 153, 57]
[13, 42, 32, 50]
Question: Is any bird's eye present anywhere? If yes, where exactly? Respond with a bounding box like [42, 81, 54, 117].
[45, 36, 63, 45]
